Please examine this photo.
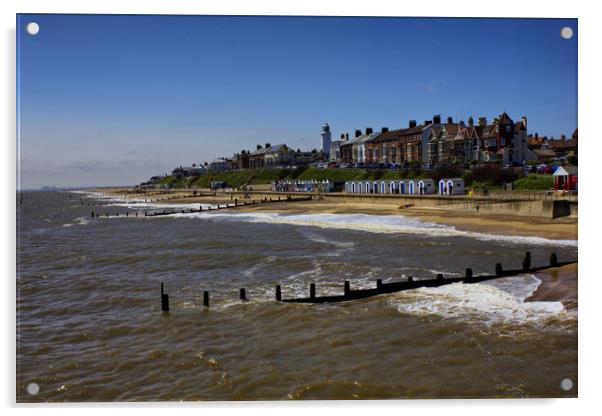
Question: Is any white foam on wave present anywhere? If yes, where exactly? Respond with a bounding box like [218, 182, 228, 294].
[173, 211, 577, 248]
[83, 191, 577, 248]
[389, 274, 572, 327]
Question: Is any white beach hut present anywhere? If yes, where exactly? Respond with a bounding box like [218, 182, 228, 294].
[389, 181, 396, 194]
[418, 179, 435, 195]
[380, 181, 386, 194]
[438, 178, 465, 195]
[407, 180, 416, 195]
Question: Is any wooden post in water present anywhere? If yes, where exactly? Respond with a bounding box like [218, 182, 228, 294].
[310, 283, 316, 299]
[91, 211, 94, 218]
[408, 276, 414, 282]
[203, 291, 209, 307]
[523, 251, 531, 271]
[161, 282, 169, 312]
[465, 268, 473, 280]
[344, 281, 350, 296]
[106, 213, 109, 218]
[495, 263, 503, 276]
[275, 285, 281, 301]
[376, 279, 383, 290]
[240, 288, 247, 301]
[437, 273, 444, 280]
[550, 252, 558, 267]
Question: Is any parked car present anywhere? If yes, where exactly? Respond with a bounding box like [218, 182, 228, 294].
[327, 162, 338, 169]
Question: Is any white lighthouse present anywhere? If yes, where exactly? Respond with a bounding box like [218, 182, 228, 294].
[321, 122, 332, 158]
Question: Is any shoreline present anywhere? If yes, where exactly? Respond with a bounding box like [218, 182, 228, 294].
[94, 189, 578, 307]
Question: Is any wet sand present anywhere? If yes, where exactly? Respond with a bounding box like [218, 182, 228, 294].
[527, 263, 578, 309]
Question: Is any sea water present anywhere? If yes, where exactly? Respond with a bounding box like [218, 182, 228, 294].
[16, 190, 578, 400]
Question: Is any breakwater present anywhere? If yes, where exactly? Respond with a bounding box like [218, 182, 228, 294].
[159, 252, 574, 310]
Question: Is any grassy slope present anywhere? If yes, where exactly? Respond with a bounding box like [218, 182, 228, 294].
[151, 168, 553, 190]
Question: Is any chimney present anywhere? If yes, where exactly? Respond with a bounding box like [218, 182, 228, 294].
[424, 120, 432, 126]
[354, 129, 362, 138]
[409, 120, 417, 128]
[345, 133, 349, 140]
[478, 117, 487, 127]
[433, 115, 441, 124]
[535, 133, 538, 139]
[468, 116, 474, 127]
[447, 116, 453, 124]
[256, 144, 262, 150]
[265, 143, 271, 149]
[381, 127, 389, 133]
[521, 116, 527, 128]
[365, 127, 374, 135]
[561, 134, 566, 141]
[340, 133, 345, 139]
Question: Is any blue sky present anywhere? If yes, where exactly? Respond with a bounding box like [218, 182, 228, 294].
[17, 14, 577, 188]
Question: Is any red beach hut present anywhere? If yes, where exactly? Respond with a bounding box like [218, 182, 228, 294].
[552, 165, 578, 191]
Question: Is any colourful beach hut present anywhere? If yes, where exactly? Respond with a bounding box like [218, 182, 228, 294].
[438, 178, 465, 195]
[398, 181, 406, 194]
[553, 166, 578, 191]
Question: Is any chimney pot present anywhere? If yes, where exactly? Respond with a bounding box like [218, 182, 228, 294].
[447, 116, 453, 124]
[354, 129, 362, 138]
[381, 127, 389, 133]
[433, 115, 441, 124]
[409, 120, 417, 128]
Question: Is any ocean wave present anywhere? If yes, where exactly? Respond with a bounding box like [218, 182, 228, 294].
[82, 192, 577, 248]
[170, 211, 577, 248]
[388, 274, 572, 327]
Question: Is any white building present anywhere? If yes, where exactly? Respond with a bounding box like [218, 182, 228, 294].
[209, 158, 227, 171]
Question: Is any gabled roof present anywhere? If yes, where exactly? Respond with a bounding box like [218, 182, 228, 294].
[442, 123, 461, 138]
[553, 165, 578, 176]
[528, 136, 548, 147]
[498, 112, 514, 125]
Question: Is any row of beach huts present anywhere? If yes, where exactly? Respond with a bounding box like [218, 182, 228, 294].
[272, 178, 465, 195]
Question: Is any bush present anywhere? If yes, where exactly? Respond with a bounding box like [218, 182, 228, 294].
[513, 174, 553, 190]
[464, 166, 522, 187]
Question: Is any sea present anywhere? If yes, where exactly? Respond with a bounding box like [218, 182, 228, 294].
[16, 190, 578, 401]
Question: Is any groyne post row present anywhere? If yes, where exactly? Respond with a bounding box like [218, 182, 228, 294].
[91, 195, 313, 219]
[160, 252, 574, 311]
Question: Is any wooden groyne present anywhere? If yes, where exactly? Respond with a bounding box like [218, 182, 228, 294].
[159, 252, 575, 311]
[89, 195, 313, 219]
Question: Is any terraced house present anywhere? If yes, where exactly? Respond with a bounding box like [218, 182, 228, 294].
[473, 112, 530, 164]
